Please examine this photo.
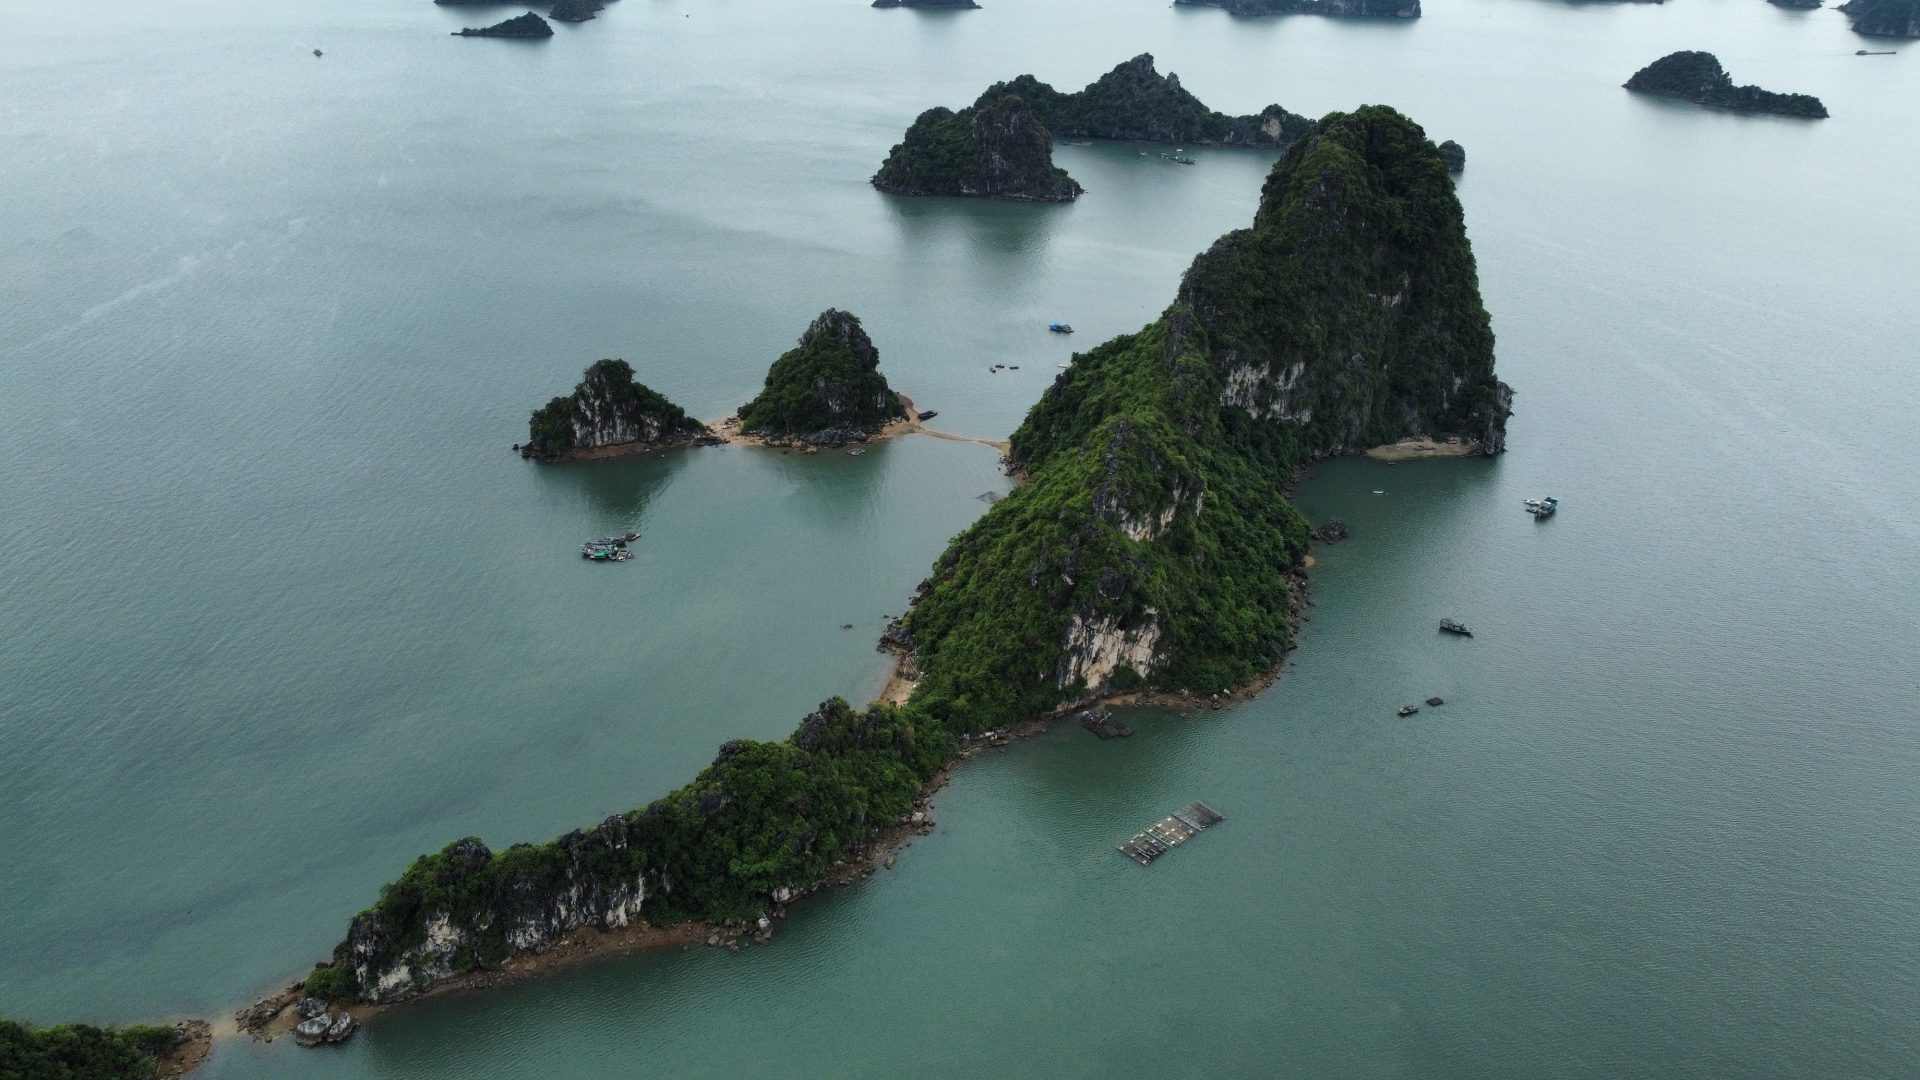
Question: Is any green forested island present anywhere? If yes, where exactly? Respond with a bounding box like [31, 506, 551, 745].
[1839, 0, 1920, 35]
[523, 359, 706, 459]
[997, 54, 1308, 147]
[871, 91, 1084, 201]
[548, 0, 604, 21]
[299, 105, 1509, 1009]
[738, 310, 908, 444]
[1172, 0, 1420, 18]
[1624, 52, 1828, 117]
[872, 55, 1311, 200]
[454, 12, 554, 37]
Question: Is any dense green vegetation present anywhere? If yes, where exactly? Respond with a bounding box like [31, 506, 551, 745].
[548, 0, 603, 21]
[0, 1021, 176, 1080]
[738, 310, 907, 439]
[331, 106, 1507, 1004]
[320, 699, 949, 998]
[908, 106, 1506, 732]
[996, 54, 1308, 147]
[871, 92, 1083, 201]
[1839, 0, 1920, 35]
[1624, 52, 1828, 118]
[525, 358, 703, 457]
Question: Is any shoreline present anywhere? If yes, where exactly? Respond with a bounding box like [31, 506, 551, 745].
[537, 392, 1009, 463]
[1363, 436, 1478, 462]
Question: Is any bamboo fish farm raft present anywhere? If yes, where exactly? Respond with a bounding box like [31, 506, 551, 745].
[1118, 802, 1226, 866]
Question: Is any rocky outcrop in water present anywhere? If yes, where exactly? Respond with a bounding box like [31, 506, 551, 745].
[872, 91, 1085, 201]
[738, 311, 909, 444]
[872, 0, 981, 7]
[1173, 0, 1420, 18]
[1839, 0, 1920, 34]
[524, 359, 706, 459]
[995, 54, 1309, 147]
[454, 11, 554, 36]
[549, 0, 604, 21]
[1624, 51, 1828, 117]
[1438, 139, 1465, 173]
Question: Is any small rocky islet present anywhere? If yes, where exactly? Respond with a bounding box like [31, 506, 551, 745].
[521, 359, 708, 460]
[872, 0, 981, 7]
[1623, 51, 1828, 118]
[736, 310, 909, 448]
[452, 11, 554, 38]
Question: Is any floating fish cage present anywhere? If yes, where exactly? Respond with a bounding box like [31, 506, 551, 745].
[1118, 801, 1225, 866]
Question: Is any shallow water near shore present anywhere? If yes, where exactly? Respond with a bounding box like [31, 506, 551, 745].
[4, 0, 1919, 1074]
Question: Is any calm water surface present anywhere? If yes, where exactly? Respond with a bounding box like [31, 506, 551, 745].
[2, 0, 1916, 1075]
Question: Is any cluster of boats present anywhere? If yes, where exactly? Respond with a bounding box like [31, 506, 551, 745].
[581, 532, 640, 561]
[1524, 495, 1559, 519]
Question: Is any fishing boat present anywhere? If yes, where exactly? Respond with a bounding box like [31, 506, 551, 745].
[1172, 155, 1196, 165]
[1048, 322, 1073, 333]
[1397, 705, 1420, 717]
[1439, 619, 1473, 637]
[1524, 496, 1559, 519]
[581, 532, 639, 561]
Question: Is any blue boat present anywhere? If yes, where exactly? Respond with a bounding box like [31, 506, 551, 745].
[1048, 322, 1073, 333]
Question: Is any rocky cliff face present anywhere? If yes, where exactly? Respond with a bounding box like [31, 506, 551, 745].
[738, 310, 908, 443]
[905, 107, 1507, 732]
[524, 359, 705, 459]
[315, 699, 945, 1005]
[871, 92, 1085, 201]
[1624, 52, 1829, 117]
[997, 54, 1309, 147]
[1173, 0, 1419, 18]
[1839, 0, 1920, 35]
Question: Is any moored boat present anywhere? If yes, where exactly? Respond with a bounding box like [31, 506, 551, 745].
[1439, 618, 1472, 637]
[1048, 322, 1073, 333]
[1524, 496, 1558, 518]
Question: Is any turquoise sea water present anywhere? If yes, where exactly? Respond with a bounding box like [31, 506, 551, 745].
[3, 0, 1917, 1075]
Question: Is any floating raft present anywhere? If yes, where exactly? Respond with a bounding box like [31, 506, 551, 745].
[1118, 801, 1225, 866]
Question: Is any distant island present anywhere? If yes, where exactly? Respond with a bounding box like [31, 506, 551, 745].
[453, 11, 554, 37]
[522, 359, 708, 460]
[1839, 0, 1920, 35]
[872, 0, 980, 7]
[871, 91, 1085, 201]
[287, 106, 1509, 1013]
[1767, 0, 1822, 9]
[1172, 0, 1420, 18]
[1624, 52, 1828, 118]
[872, 55, 1311, 201]
[997, 54, 1308, 147]
[549, 0, 604, 21]
[734, 310, 910, 447]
